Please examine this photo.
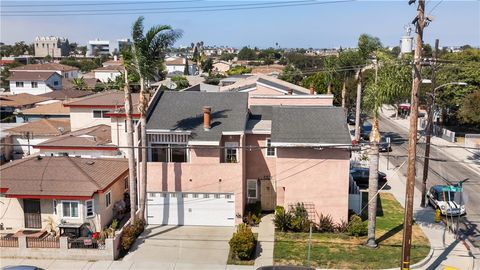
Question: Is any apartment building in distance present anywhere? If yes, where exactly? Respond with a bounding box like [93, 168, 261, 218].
[34, 36, 70, 58]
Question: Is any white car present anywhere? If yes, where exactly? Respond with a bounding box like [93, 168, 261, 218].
[426, 185, 466, 216]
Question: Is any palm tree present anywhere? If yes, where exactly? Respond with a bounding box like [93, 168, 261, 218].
[131, 16, 182, 220]
[121, 49, 138, 223]
[72, 77, 87, 90]
[363, 54, 411, 248]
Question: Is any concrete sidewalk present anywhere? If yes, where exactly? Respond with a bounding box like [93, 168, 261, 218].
[379, 155, 480, 270]
[253, 213, 275, 269]
[380, 104, 480, 175]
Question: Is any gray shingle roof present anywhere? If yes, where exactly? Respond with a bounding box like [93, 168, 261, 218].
[146, 91, 248, 142]
[271, 106, 351, 146]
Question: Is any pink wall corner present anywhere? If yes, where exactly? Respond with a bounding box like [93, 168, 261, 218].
[275, 148, 350, 223]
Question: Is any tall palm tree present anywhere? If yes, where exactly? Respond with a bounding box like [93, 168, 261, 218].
[131, 16, 182, 220]
[363, 54, 411, 248]
[121, 49, 138, 223]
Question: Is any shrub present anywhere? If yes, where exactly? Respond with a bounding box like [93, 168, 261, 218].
[288, 203, 311, 232]
[317, 214, 335, 233]
[133, 218, 145, 236]
[273, 206, 292, 232]
[347, 215, 367, 237]
[229, 224, 256, 260]
[121, 225, 136, 251]
[334, 219, 349, 233]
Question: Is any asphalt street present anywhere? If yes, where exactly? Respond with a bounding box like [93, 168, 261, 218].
[377, 115, 480, 248]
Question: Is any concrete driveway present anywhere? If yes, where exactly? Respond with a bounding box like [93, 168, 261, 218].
[121, 225, 236, 269]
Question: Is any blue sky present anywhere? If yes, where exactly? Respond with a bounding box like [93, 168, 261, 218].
[1, 0, 479, 48]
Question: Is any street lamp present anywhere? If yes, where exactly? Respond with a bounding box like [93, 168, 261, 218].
[420, 81, 467, 208]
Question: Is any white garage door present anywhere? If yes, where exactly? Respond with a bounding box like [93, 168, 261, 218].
[147, 192, 235, 226]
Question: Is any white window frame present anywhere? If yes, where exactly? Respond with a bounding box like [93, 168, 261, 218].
[31, 81, 38, 88]
[247, 179, 258, 199]
[105, 191, 112, 208]
[16, 82, 24, 88]
[85, 199, 95, 218]
[61, 200, 80, 218]
[93, 110, 110, 119]
[53, 200, 57, 215]
[224, 142, 239, 163]
[266, 138, 276, 157]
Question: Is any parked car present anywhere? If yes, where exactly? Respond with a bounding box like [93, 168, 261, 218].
[379, 136, 392, 152]
[426, 185, 466, 216]
[360, 122, 372, 140]
[2, 266, 43, 270]
[349, 167, 387, 188]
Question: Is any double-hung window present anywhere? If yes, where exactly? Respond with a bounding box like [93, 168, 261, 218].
[105, 191, 112, 208]
[93, 110, 110, 119]
[224, 142, 239, 163]
[266, 138, 276, 157]
[86, 200, 95, 218]
[151, 144, 187, 163]
[62, 201, 79, 218]
[247, 180, 258, 199]
[16, 82, 24, 87]
[31, 82, 38, 88]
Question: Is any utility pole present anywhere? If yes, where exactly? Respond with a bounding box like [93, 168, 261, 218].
[341, 81, 346, 109]
[420, 39, 439, 208]
[354, 69, 362, 142]
[401, 1, 425, 269]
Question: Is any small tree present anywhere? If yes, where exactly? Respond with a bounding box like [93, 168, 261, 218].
[184, 57, 190, 75]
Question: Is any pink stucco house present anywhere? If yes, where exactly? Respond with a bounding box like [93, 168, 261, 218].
[145, 81, 352, 226]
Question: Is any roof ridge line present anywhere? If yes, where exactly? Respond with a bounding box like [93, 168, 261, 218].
[65, 156, 102, 189]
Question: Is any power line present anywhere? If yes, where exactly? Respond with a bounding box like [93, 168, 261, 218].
[427, 0, 444, 15]
[1, 0, 355, 16]
[2, 0, 315, 13]
[1, 0, 203, 8]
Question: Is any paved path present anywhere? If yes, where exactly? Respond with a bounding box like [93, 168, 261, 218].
[378, 154, 480, 270]
[253, 214, 275, 269]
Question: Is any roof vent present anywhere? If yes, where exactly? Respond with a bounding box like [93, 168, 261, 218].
[86, 161, 95, 165]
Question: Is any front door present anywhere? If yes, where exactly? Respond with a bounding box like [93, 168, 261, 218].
[23, 199, 42, 229]
[260, 180, 276, 211]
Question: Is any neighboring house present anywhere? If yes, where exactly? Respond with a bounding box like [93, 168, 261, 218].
[39, 88, 95, 101]
[34, 124, 120, 158]
[0, 123, 23, 164]
[212, 61, 231, 74]
[165, 57, 197, 75]
[63, 91, 140, 153]
[93, 66, 123, 83]
[182, 83, 220, 92]
[10, 63, 80, 79]
[62, 78, 98, 91]
[0, 156, 129, 233]
[144, 91, 351, 227]
[219, 74, 253, 86]
[15, 101, 70, 123]
[221, 74, 334, 106]
[34, 36, 70, 58]
[6, 119, 70, 158]
[0, 93, 50, 119]
[8, 71, 63, 95]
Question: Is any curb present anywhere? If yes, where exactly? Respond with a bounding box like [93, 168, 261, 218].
[411, 247, 435, 269]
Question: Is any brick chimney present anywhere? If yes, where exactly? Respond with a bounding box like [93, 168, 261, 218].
[309, 83, 315, 95]
[288, 88, 293, 95]
[203, 106, 211, 130]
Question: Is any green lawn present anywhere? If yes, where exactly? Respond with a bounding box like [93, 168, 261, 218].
[274, 193, 430, 269]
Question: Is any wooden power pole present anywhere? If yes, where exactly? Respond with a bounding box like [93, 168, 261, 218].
[401, 0, 426, 269]
[420, 39, 439, 208]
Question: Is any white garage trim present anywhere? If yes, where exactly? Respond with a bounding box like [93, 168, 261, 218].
[146, 192, 235, 227]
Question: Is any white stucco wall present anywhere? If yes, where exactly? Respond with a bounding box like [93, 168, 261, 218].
[12, 136, 51, 157]
[69, 107, 112, 131]
[94, 71, 121, 83]
[9, 73, 62, 95]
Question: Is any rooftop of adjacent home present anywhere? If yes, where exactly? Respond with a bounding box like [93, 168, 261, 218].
[0, 156, 128, 198]
[35, 124, 114, 149]
[0, 93, 50, 108]
[64, 90, 139, 111]
[8, 71, 60, 81]
[6, 119, 71, 136]
[10, 63, 79, 72]
[18, 101, 70, 116]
